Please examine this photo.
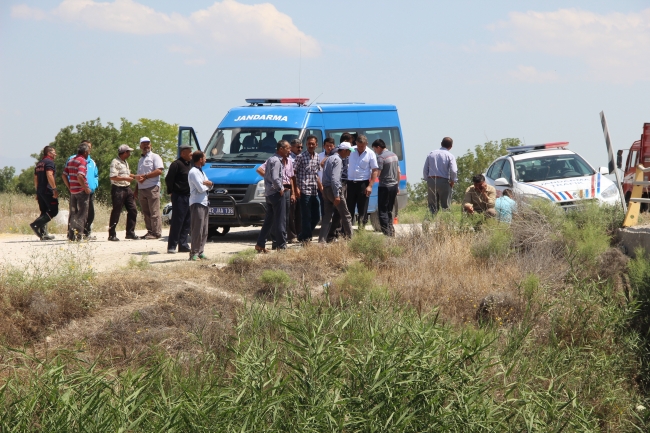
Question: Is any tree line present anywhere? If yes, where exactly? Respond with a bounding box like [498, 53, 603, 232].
[0, 118, 178, 203]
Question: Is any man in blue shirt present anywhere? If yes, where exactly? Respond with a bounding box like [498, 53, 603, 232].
[495, 189, 517, 223]
[188, 150, 214, 261]
[67, 140, 98, 240]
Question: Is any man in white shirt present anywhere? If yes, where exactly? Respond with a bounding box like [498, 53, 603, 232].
[135, 136, 164, 239]
[188, 151, 213, 261]
[346, 134, 379, 226]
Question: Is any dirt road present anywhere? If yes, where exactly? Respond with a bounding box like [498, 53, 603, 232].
[0, 228, 266, 272]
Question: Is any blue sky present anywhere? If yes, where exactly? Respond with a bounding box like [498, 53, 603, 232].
[2, 0, 650, 182]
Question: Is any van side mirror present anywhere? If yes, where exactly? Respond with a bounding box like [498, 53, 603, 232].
[616, 150, 623, 169]
[598, 167, 609, 175]
[494, 177, 510, 187]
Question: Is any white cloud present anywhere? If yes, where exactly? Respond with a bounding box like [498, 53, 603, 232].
[11, 0, 320, 58]
[490, 8, 650, 83]
[508, 65, 559, 83]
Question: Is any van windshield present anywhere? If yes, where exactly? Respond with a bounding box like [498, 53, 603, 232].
[204, 128, 301, 162]
[514, 154, 595, 182]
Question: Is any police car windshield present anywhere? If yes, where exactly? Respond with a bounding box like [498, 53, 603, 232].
[204, 128, 301, 162]
[514, 154, 595, 182]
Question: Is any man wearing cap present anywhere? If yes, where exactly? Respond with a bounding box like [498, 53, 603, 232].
[108, 145, 138, 241]
[319, 143, 353, 243]
[165, 144, 193, 253]
[347, 134, 379, 227]
[134, 137, 164, 240]
[66, 140, 98, 240]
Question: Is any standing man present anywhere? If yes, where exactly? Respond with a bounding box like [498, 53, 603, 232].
[327, 133, 353, 241]
[319, 143, 353, 243]
[135, 137, 164, 240]
[423, 137, 457, 214]
[108, 145, 139, 241]
[165, 144, 193, 254]
[347, 134, 379, 226]
[294, 135, 322, 242]
[463, 174, 497, 217]
[255, 141, 292, 253]
[318, 138, 337, 219]
[66, 140, 98, 240]
[255, 140, 296, 249]
[188, 151, 213, 261]
[372, 138, 401, 236]
[287, 138, 303, 242]
[61, 143, 90, 241]
[29, 146, 59, 241]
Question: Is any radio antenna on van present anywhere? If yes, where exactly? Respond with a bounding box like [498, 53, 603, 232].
[307, 93, 323, 107]
[298, 39, 302, 98]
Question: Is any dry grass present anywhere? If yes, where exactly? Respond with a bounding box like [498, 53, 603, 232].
[0, 192, 148, 234]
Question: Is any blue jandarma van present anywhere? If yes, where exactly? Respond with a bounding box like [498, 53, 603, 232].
[175, 98, 407, 236]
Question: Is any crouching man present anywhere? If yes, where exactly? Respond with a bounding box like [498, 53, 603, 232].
[463, 174, 496, 217]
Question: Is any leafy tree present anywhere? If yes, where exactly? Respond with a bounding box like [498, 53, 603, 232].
[18, 118, 178, 202]
[0, 166, 16, 193]
[407, 181, 427, 205]
[453, 138, 521, 201]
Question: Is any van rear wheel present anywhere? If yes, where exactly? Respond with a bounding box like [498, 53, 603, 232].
[208, 226, 230, 237]
[369, 202, 398, 233]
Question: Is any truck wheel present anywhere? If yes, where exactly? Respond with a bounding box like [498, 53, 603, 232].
[208, 226, 231, 237]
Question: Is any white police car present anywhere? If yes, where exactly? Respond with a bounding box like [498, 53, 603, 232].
[484, 142, 620, 209]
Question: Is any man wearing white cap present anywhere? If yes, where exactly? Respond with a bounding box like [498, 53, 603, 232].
[108, 144, 138, 241]
[134, 137, 164, 239]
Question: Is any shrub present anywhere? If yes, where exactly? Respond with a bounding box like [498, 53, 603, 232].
[349, 229, 401, 265]
[471, 220, 513, 260]
[335, 262, 382, 301]
[258, 269, 293, 297]
[227, 249, 257, 274]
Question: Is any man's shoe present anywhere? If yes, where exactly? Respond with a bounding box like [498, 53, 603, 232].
[167, 249, 176, 254]
[125, 233, 140, 240]
[108, 236, 120, 242]
[255, 245, 268, 254]
[198, 253, 208, 260]
[29, 223, 43, 240]
[142, 233, 159, 240]
[178, 246, 191, 253]
[41, 234, 55, 241]
[189, 255, 200, 261]
[84, 234, 97, 241]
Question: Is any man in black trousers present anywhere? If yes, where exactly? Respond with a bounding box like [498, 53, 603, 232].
[108, 145, 138, 241]
[165, 144, 193, 253]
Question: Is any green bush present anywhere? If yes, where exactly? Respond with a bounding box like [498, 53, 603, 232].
[349, 229, 401, 265]
[259, 269, 292, 292]
[227, 249, 257, 273]
[336, 262, 382, 301]
[471, 220, 513, 260]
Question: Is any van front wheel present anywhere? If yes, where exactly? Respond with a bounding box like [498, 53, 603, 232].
[208, 226, 231, 237]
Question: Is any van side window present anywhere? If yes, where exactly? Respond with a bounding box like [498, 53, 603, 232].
[325, 128, 404, 160]
[500, 160, 512, 184]
[303, 129, 323, 152]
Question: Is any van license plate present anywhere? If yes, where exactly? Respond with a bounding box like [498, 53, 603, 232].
[209, 207, 234, 216]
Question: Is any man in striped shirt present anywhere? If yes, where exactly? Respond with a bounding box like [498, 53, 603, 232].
[62, 143, 91, 241]
[294, 135, 323, 242]
[372, 138, 401, 236]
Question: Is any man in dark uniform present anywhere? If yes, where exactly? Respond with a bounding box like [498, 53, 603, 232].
[165, 144, 193, 253]
[29, 146, 59, 241]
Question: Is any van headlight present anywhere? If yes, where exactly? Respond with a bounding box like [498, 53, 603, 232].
[600, 184, 618, 199]
[255, 180, 265, 197]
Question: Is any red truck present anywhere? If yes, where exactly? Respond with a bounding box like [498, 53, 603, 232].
[618, 123, 650, 205]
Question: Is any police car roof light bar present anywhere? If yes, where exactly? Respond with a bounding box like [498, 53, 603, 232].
[507, 141, 569, 154]
[245, 98, 309, 106]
